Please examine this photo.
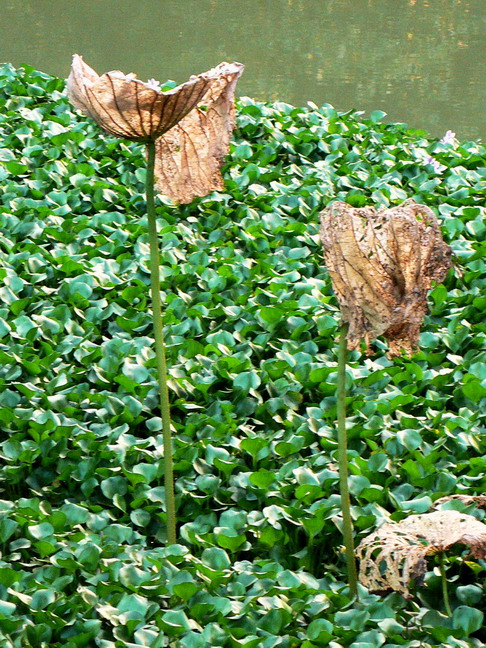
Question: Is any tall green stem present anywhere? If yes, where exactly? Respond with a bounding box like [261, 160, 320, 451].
[336, 322, 358, 598]
[145, 139, 176, 544]
[439, 554, 452, 616]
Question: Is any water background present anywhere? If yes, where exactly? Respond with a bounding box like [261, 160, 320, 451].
[2, 0, 485, 139]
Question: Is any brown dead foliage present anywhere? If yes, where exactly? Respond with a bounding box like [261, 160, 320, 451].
[356, 510, 486, 597]
[67, 55, 243, 148]
[66, 54, 210, 141]
[319, 199, 451, 356]
[153, 62, 243, 203]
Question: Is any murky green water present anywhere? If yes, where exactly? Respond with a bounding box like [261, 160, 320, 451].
[2, 0, 485, 139]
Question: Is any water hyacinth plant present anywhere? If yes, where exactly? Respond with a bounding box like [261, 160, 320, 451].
[319, 199, 452, 596]
[66, 55, 243, 543]
[0, 63, 485, 645]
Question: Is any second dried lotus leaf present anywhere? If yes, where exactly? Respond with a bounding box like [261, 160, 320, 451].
[154, 62, 243, 203]
[319, 199, 451, 356]
[356, 510, 486, 597]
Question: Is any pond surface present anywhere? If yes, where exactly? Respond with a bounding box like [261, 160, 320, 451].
[2, 0, 485, 139]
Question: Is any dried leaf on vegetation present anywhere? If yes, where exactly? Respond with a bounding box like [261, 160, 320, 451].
[153, 62, 243, 203]
[66, 54, 242, 143]
[357, 510, 486, 597]
[319, 199, 452, 356]
[433, 494, 486, 509]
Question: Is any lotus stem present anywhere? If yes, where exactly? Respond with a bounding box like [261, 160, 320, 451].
[336, 321, 358, 598]
[145, 139, 176, 544]
[439, 553, 452, 617]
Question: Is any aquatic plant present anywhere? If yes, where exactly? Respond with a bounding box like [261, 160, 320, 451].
[319, 200, 451, 596]
[0, 64, 484, 646]
[67, 55, 243, 543]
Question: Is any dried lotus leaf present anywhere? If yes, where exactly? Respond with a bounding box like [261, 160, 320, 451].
[320, 199, 452, 357]
[67, 54, 226, 142]
[153, 62, 244, 203]
[357, 510, 486, 597]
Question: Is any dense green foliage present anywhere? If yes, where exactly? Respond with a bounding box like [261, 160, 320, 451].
[0, 64, 485, 647]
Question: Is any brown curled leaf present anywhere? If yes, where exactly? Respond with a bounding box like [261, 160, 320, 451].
[319, 199, 452, 357]
[66, 54, 236, 142]
[356, 510, 486, 597]
[153, 62, 244, 203]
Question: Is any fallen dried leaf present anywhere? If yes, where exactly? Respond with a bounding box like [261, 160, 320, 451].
[356, 510, 486, 597]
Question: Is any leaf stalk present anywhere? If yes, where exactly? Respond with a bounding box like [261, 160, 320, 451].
[145, 139, 176, 544]
[336, 321, 359, 598]
[439, 553, 452, 617]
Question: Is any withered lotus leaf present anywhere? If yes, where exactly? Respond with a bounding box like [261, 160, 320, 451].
[319, 199, 452, 356]
[66, 54, 237, 142]
[153, 62, 244, 203]
[356, 510, 486, 597]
